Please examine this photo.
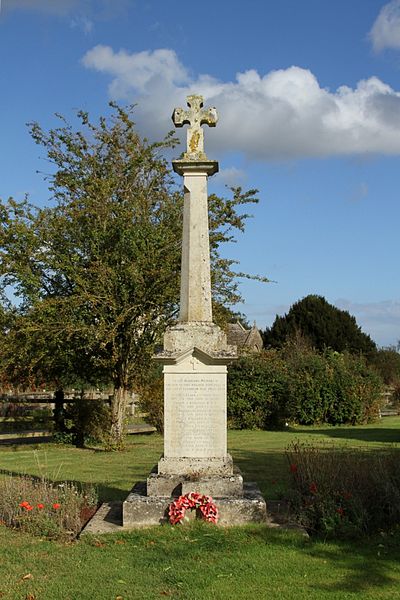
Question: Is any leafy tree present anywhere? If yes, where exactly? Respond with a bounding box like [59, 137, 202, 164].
[0, 104, 262, 445]
[370, 347, 400, 386]
[263, 295, 376, 356]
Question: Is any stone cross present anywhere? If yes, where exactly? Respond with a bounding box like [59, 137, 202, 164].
[172, 94, 218, 159]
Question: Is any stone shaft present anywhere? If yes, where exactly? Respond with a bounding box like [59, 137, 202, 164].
[179, 170, 213, 322]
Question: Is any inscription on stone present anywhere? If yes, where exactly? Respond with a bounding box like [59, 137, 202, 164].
[164, 373, 226, 458]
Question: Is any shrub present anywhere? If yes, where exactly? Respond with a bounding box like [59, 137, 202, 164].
[391, 383, 400, 412]
[286, 350, 383, 425]
[0, 474, 97, 540]
[287, 442, 400, 538]
[370, 347, 400, 385]
[227, 351, 288, 429]
[62, 398, 111, 447]
[135, 363, 164, 433]
[227, 347, 383, 429]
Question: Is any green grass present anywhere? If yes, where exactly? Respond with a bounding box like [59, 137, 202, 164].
[1, 523, 400, 600]
[0, 417, 399, 599]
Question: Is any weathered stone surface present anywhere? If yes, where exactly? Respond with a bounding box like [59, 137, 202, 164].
[160, 323, 236, 356]
[146, 472, 183, 497]
[81, 501, 122, 535]
[163, 363, 227, 460]
[147, 465, 243, 498]
[172, 159, 218, 176]
[217, 483, 268, 526]
[82, 494, 309, 534]
[157, 454, 233, 476]
[172, 95, 218, 162]
[180, 474, 244, 498]
[123, 492, 170, 528]
[122, 482, 267, 528]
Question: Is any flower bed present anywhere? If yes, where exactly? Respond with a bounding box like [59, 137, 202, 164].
[0, 474, 97, 540]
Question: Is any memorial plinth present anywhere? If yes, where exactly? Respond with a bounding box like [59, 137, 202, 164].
[122, 95, 267, 527]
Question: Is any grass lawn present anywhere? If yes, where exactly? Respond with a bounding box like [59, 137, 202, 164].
[0, 417, 399, 599]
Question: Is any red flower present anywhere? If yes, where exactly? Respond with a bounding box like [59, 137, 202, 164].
[37, 503, 45, 510]
[342, 491, 352, 501]
[309, 482, 318, 494]
[26, 505, 33, 511]
[52, 503, 61, 510]
[336, 507, 345, 517]
[19, 501, 33, 511]
[168, 493, 218, 525]
[290, 464, 298, 473]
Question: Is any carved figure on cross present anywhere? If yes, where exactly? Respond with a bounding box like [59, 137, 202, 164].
[172, 94, 218, 160]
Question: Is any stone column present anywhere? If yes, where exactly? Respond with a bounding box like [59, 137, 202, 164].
[122, 95, 266, 527]
[177, 163, 216, 323]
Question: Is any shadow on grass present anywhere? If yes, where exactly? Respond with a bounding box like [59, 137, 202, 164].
[229, 447, 290, 499]
[156, 523, 400, 597]
[292, 427, 400, 444]
[249, 526, 400, 595]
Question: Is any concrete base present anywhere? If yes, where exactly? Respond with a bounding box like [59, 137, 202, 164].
[147, 454, 244, 497]
[122, 481, 267, 528]
[157, 454, 234, 476]
[81, 495, 308, 536]
[147, 471, 244, 498]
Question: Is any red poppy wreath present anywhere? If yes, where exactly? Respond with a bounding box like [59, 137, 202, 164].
[168, 492, 219, 525]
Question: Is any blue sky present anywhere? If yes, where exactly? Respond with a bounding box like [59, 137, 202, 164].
[1, 0, 400, 347]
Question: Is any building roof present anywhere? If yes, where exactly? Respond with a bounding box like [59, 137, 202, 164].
[226, 322, 263, 353]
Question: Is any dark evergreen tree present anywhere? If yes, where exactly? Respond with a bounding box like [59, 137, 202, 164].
[263, 295, 376, 355]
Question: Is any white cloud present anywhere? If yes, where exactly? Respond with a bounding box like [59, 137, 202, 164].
[214, 167, 245, 187]
[370, 0, 400, 52]
[70, 15, 93, 35]
[82, 45, 400, 160]
[83, 47, 189, 98]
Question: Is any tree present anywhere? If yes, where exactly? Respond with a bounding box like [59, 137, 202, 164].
[370, 347, 400, 385]
[263, 295, 376, 356]
[0, 104, 262, 446]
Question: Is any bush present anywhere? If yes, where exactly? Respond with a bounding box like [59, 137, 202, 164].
[135, 364, 164, 433]
[287, 442, 400, 538]
[62, 398, 111, 447]
[0, 474, 97, 540]
[286, 349, 383, 425]
[227, 347, 383, 429]
[370, 347, 400, 385]
[391, 383, 400, 412]
[227, 351, 288, 429]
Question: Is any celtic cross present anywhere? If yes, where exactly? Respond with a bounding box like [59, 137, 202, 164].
[172, 94, 218, 159]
